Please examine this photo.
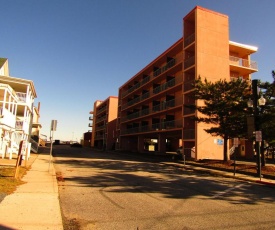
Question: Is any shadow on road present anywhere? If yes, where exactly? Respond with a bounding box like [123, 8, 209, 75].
[50, 145, 275, 205]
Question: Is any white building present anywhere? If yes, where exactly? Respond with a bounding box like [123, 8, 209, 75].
[0, 58, 40, 159]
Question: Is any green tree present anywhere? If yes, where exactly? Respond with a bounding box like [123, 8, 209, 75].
[190, 77, 250, 161]
[259, 70, 275, 165]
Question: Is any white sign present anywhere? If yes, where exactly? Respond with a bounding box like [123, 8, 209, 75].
[255, 131, 262, 142]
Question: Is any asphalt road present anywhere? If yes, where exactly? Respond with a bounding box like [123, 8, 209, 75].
[53, 145, 275, 230]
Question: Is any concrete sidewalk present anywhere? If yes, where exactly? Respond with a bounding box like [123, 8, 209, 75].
[165, 160, 275, 186]
[0, 154, 63, 230]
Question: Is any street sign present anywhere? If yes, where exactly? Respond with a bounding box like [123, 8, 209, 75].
[255, 131, 262, 142]
[216, 139, 224, 145]
[51, 120, 57, 131]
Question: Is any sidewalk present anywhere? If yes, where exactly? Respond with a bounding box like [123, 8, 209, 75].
[0, 153, 63, 230]
[164, 160, 275, 186]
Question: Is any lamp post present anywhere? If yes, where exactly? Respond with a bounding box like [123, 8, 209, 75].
[247, 79, 266, 179]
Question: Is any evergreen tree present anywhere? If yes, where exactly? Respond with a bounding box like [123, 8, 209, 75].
[190, 77, 250, 161]
[259, 70, 275, 165]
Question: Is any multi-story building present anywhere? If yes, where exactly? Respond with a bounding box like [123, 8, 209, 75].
[31, 102, 43, 148]
[90, 96, 118, 150]
[116, 6, 258, 160]
[0, 58, 40, 159]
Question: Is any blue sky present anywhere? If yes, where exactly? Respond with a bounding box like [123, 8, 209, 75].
[0, 0, 274, 141]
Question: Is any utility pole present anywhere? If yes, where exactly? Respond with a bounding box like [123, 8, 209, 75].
[252, 79, 261, 179]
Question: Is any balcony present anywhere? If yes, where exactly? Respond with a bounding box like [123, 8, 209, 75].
[95, 115, 107, 124]
[15, 120, 30, 133]
[122, 75, 183, 110]
[183, 105, 196, 116]
[95, 124, 106, 132]
[229, 56, 258, 75]
[121, 119, 183, 135]
[184, 56, 195, 69]
[121, 53, 182, 99]
[183, 80, 195, 92]
[121, 97, 183, 122]
[16, 92, 27, 102]
[184, 33, 195, 47]
[153, 58, 176, 77]
[88, 123, 93, 127]
[153, 78, 175, 94]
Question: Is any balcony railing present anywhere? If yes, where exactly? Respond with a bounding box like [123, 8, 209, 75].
[153, 78, 175, 94]
[95, 124, 105, 131]
[183, 105, 196, 115]
[121, 119, 183, 135]
[121, 53, 183, 98]
[153, 58, 176, 77]
[229, 56, 258, 70]
[15, 120, 24, 130]
[122, 75, 183, 110]
[95, 115, 107, 124]
[97, 106, 107, 114]
[184, 33, 195, 47]
[183, 80, 195, 92]
[184, 56, 195, 69]
[121, 97, 183, 122]
[16, 92, 27, 103]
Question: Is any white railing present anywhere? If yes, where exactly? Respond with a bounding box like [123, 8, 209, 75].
[229, 56, 258, 70]
[16, 92, 32, 108]
[16, 120, 30, 133]
[1, 107, 16, 128]
[229, 146, 235, 156]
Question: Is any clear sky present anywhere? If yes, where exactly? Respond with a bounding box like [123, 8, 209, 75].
[0, 0, 274, 142]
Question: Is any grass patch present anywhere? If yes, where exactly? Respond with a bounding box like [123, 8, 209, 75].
[0, 166, 29, 194]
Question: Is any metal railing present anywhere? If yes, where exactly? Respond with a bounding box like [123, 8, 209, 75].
[121, 119, 183, 135]
[121, 97, 183, 122]
[30, 137, 39, 153]
[122, 75, 183, 110]
[229, 56, 258, 70]
[121, 52, 183, 98]
[184, 33, 195, 47]
[184, 56, 195, 69]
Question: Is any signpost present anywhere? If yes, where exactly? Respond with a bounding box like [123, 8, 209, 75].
[48, 120, 57, 171]
[14, 140, 26, 179]
[233, 138, 239, 176]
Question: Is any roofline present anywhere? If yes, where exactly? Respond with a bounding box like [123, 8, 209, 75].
[229, 41, 258, 52]
[184, 6, 228, 20]
[119, 37, 183, 90]
[0, 75, 37, 98]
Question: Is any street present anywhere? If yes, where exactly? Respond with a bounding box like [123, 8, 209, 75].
[53, 145, 275, 230]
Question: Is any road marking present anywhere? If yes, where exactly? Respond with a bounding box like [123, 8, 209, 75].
[211, 183, 245, 199]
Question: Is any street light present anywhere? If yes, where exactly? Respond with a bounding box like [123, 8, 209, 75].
[247, 79, 266, 179]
